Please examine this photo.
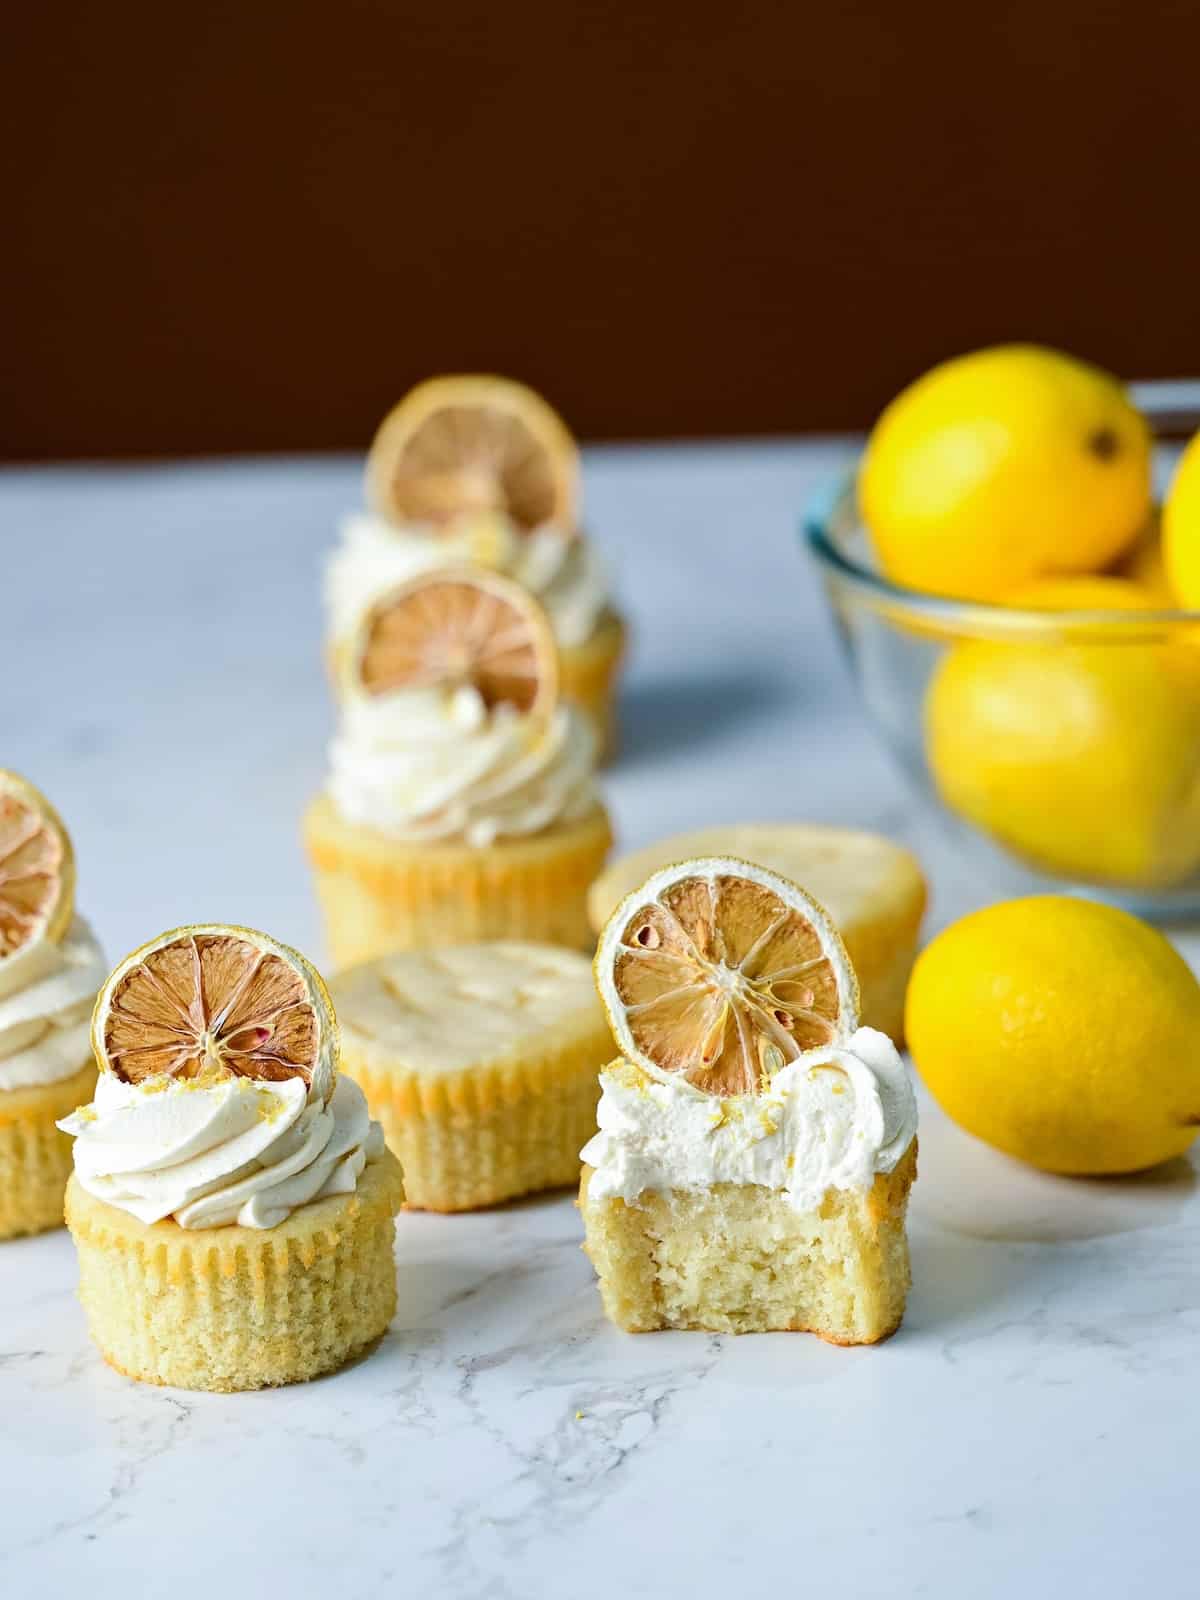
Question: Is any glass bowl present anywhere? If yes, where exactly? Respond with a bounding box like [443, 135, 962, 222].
[804, 380, 1200, 917]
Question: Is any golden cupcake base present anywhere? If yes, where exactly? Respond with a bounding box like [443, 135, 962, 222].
[579, 1142, 917, 1343]
[0, 1061, 97, 1241]
[359, 1063, 601, 1213]
[65, 1152, 405, 1391]
[304, 798, 612, 969]
[337, 947, 613, 1211]
[560, 610, 626, 762]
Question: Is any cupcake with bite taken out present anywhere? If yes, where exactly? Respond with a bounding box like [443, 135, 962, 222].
[580, 857, 918, 1343]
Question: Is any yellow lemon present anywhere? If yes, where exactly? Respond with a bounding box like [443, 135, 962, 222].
[906, 896, 1200, 1174]
[1008, 575, 1200, 665]
[883, 573, 1153, 651]
[925, 586, 1200, 887]
[1114, 507, 1176, 606]
[1003, 574, 1156, 619]
[861, 345, 1152, 602]
[1164, 431, 1200, 608]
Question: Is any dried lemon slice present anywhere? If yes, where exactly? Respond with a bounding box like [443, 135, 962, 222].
[92, 925, 338, 1103]
[595, 858, 859, 1097]
[349, 568, 558, 718]
[366, 375, 579, 535]
[0, 769, 76, 998]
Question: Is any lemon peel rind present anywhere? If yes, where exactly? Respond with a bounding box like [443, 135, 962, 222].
[341, 565, 560, 719]
[0, 768, 77, 999]
[594, 855, 861, 1099]
[91, 924, 339, 1105]
[364, 374, 580, 537]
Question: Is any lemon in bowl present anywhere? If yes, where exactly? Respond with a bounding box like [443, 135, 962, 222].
[924, 575, 1200, 888]
[806, 354, 1200, 910]
[860, 344, 1152, 602]
[1164, 430, 1200, 607]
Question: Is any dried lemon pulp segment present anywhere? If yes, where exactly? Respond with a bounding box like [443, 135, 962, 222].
[0, 770, 75, 983]
[595, 859, 860, 1097]
[92, 926, 337, 1102]
[365, 375, 579, 535]
[350, 569, 558, 718]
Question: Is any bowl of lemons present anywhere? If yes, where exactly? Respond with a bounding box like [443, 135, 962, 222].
[806, 345, 1200, 912]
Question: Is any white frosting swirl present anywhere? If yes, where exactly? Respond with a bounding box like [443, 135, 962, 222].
[326, 512, 611, 650]
[580, 1027, 917, 1212]
[58, 1073, 386, 1230]
[0, 918, 106, 1092]
[328, 685, 599, 845]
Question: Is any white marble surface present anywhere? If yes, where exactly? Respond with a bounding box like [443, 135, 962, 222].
[2, 446, 1198, 1598]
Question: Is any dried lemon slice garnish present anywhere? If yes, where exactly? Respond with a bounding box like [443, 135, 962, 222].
[349, 568, 559, 718]
[365, 375, 579, 535]
[0, 769, 76, 998]
[92, 925, 338, 1103]
[595, 858, 860, 1097]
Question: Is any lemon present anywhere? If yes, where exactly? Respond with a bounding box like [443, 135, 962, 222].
[925, 582, 1200, 887]
[594, 856, 857, 1098]
[1114, 508, 1176, 606]
[861, 344, 1152, 602]
[587, 822, 925, 1040]
[1003, 574, 1156, 618]
[346, 567, 559, 718]
[0, 768, 76, 1000]
[94, 924, 339, 1104]
[1164, 432, 1200, 607]
[906, 896, 1200, 1174]
[366, 374, 579, 534]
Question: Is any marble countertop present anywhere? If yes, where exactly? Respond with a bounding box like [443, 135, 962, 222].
[3, 445, 1197, 1598]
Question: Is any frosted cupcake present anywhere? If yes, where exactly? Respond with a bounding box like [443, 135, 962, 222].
[305, 569, 612, 968]
[326, 375, 626, 757]
[0, 770, 106, 1240]
[580, 858, 918, 1343]
[58, 924, 404, 1391]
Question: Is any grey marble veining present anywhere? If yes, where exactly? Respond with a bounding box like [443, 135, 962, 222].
[2, 445, 1197, 1598]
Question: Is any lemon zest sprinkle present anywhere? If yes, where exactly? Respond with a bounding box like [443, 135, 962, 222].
[707, 1102, 732, 1133]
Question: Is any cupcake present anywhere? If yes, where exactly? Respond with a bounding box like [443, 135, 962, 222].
[326, 375, 626, 757]
[332, 942, 613, 1211]
[0, 770, 106, 1240]
[305, 569, 612, 968]
[580, 857, 918, 1342]
[57, 924, 404, 1391]
[588, 823, 926, 1042]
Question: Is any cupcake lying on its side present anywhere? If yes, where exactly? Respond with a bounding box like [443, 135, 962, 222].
[57, 924, 404, 1392]
[305, 570, 612, 968]
[326, 375, 626, 757]
[580, 858, 918, 1343]
[332, 942, 613, 1211]
[0, 770, 106, 1240]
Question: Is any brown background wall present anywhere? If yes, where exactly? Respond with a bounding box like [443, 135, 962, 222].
[5, 1, 1198, 460]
